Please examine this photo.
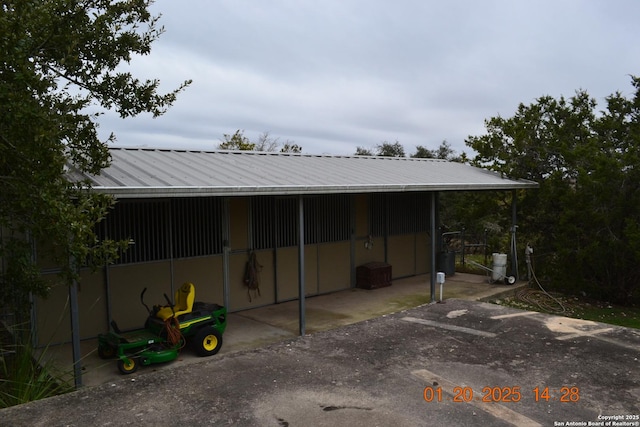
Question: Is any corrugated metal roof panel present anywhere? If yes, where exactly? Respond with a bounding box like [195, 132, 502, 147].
[72, 147, 538, 197]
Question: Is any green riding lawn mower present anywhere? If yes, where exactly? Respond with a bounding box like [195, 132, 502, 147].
[97, 282, 227, 374]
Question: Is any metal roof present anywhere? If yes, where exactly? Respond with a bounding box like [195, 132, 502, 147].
[70, 147, 538, 198]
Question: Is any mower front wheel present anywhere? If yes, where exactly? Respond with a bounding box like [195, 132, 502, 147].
[192, 327, 223, 357]
[117, 357, 139, 374]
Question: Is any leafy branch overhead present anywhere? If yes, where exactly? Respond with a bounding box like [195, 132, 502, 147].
[0, 0, 190, 315]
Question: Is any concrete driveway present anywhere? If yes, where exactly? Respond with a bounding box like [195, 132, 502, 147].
[3, 298, 639, 426]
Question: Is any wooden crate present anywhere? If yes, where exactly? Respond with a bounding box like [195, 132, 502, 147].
[356, 262, 392, 289]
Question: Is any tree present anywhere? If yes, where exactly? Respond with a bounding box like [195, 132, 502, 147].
[376, 140, 405, 157]
[253, 131, 302, 153]
[280, 143, 302, 153]
[466, 77, 640, 304]
[412, 140, 466, 161]
[218, 130, 256, 150]
[412, 145, 434, 158]
[355, 146, 373, 156]
[0, 1, 190, 319]
[254, 131, 280, 152]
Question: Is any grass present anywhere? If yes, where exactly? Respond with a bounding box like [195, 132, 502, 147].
[0, 323, 73, 408]
[490, 287, 640, 330]
[455, 253, 640, 330]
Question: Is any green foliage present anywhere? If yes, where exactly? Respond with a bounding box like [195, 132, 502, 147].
[356, 140, 468, 161]
[466, 77, 640, 304]
[221, 130, 301, 152]
[280, 143, 302, 153]
[218, 130, 257, 150]
[412, 140, 469, 162]
[0, 325, 73, 408]
[1, 1, 189, 319]
[376, 140, 405, 157]
[355, 146, 373, 156]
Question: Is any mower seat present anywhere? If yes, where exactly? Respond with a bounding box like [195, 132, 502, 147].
[156, 282, 195, 321]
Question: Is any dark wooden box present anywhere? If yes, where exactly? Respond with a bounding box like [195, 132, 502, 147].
[356, 262, 392, 289]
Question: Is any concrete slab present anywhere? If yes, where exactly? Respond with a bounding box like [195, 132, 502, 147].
[4, 298, 639, 426]
[36, 273, 524, 388]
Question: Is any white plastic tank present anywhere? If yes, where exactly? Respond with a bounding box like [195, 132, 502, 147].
[491, 253, 507, 282]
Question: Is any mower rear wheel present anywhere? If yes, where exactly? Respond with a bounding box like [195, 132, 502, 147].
[98, 344, 116, 359]
[117, 357, 138, 374]
[192, 327, 222, 357]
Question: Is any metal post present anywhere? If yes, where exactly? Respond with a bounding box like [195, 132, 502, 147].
[68, 253, 82, 388]
[511, 190, 519, 281]
[222, 198, 230, 310]
[430, 192, 437, 302]
[167, 201, 175, 295]
[461, 227, 466, 266]
[298, 195, 305, 336]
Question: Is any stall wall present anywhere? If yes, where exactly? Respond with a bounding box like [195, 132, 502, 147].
[107, 261, 172, 331]
[354, 236, 385, 268]
[275, 245, 319, 302]
[318, 242, 350, 293]
[388, 235, 417, 278]
[173, 256, 224, 305]
[415, 232, 430, 275]
[35, 269, 107, 345]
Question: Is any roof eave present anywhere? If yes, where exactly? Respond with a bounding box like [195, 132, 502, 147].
[92, 181, 539, 198]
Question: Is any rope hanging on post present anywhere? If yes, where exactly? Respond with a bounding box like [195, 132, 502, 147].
[243, 250, 262, 302]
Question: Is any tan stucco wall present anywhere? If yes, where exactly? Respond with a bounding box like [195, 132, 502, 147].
[275, 245, 318, 302]
[388, 234, 416, 278]
[275, 247, 298, 301]
[415, 232, 430, 275]
[107, 261, 172, 331]
[305, 245, 319, 296]
[354, 236, 385, 267]
[173, 256, 224, 305]
[35, 269, 107, 345]
[318, 242, 350, 293]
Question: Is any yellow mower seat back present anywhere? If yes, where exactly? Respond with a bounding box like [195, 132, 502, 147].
[156, 282, 195, 321]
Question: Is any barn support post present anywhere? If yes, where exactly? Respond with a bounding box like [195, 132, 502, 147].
[430, 192, 438, 302]
[222, 198, 230, 310]
[511, 190, 519, 281]
[68, 246, 82, 388]
[297, 195, 306, 336]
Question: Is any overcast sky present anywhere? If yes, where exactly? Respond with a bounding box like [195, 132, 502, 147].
[100, 0, 640, 157]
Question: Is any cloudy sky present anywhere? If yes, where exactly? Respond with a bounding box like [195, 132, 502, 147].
[100, 0, 640, 157]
